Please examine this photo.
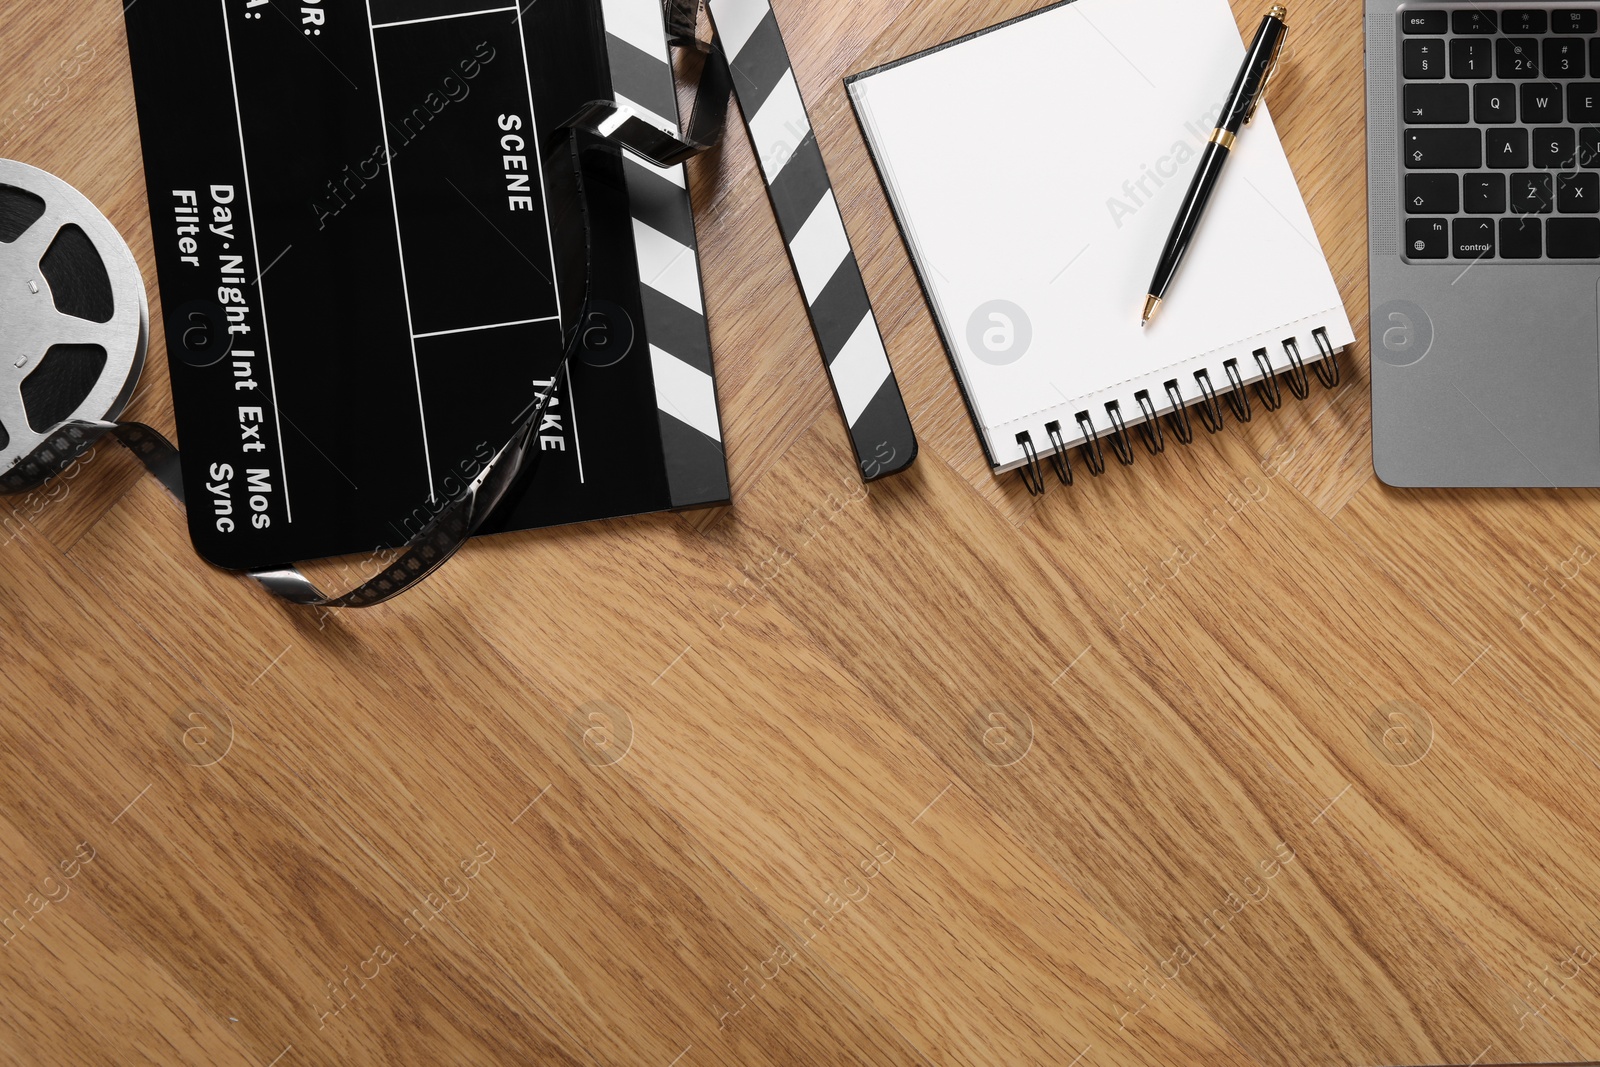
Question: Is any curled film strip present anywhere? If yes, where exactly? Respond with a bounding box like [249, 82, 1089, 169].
[0, 158, 574, 608]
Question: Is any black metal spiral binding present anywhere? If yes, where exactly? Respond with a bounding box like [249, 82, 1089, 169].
[1104, 402, 1136, 466]
[1134, 390, 1165, 455]
[1252, 348, 1283, 412]
[1312, 326, 1341, 389]
[1045, 421, 1074, 486]
[1076, 411, 1107, 476]
[1015, 431, 1045, 496]
[1223, 359, 1252, 422]
[1193, 369, 1225, 433]
[1279, 338, 1312, 399]
[1010, 327, 1341, 497]
[1163, 379, 1195, 445]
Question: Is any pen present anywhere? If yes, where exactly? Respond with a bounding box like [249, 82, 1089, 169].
[1142, 4, 1289, 327]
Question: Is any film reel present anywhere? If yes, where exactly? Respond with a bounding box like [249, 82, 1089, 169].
[0, 158, 148, 488]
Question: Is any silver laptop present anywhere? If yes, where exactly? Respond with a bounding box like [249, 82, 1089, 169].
[1367, 2, 1600, 485]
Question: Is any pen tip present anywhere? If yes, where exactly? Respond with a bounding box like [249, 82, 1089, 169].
[1141, 295, 1161, 327]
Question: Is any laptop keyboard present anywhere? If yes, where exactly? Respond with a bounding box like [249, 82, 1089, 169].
[1401, 5, 1600, 260]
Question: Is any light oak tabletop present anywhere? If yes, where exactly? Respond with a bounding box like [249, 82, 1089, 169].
[3, 1, 1600, 1065]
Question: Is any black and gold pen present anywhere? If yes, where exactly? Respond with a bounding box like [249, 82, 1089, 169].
[1142, 5, 1288, 327]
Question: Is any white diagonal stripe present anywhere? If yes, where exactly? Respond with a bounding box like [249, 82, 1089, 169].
[831, 314, 892, 426]
[633, 219, 704, 313]
[651, 345, 723, 441]
[747, 69, 810, 180]
[601, 0, 670, 62]
[789, 190, 851, 303]
[707, 0, 772, 64]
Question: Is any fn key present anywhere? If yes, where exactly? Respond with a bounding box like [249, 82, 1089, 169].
[1407, 218, 1449, 258]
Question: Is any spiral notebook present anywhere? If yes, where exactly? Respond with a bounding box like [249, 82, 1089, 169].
[846, 0, 1355, 485]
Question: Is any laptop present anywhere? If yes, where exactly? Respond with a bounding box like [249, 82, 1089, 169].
[1367, 2, 1600, 485]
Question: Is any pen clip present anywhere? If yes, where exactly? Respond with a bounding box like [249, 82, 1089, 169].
[1244, 29, 1287, 125]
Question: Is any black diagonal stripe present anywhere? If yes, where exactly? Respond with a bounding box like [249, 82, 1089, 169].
[846, 377, 917, 480]
[624, 156, 698, 250]
[606, 33, 680, 124]
[809, 257, 874, 363]
[640, 285, 714, 376]
[727, 9, 791, 117]
[766, 131, 830, 241]
[658, 410, 731, 508]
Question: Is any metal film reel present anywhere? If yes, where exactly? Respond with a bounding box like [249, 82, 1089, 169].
[0, 158, 148, 481]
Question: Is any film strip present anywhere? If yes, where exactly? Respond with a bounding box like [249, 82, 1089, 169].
[0, 156, 576, 608]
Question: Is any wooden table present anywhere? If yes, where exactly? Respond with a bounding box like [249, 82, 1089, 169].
[4, 1, 1600, 1064]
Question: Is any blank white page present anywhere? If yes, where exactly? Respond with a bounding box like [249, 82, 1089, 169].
[849, 0, 1354, 470]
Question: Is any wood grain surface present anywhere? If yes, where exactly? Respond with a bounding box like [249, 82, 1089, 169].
[3, 1, 1599, 1065]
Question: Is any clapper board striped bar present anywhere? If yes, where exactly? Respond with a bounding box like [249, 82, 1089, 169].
[706, 0, 917, 480]
[601, 0, 733, 509]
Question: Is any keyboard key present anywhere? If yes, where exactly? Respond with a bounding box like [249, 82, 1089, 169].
[1536, 127, 1578, 168]
[1404, 83, 1470, 123]
[1452, 37, 1495, 79]
[1475, 83, 1518, 122]
[1511, 172, 1556, 213]
[1453, 218, 1497, 258]
[1547, 217, 1600, 256]
[1464, 173, 1507, 213]
[1560, 172, 1600, 212]
[1406, 39, 1447, 79]
[1488, 128, 1531, 167]
[1570, 83, 1600, 121]
[1505, 9, 1549, 33]
[1500, 216, 1544, 258]
[1472, 81, 1510, 121]
[1523, 83, 1564, 122]
[1407, 128, 1482, 168]
[1407, 173, 1460, 213]
[1402, 9, 1448, 33]
[1499, 38, 1542, 78]
[1555, 9, 1599, 34]
[1545, 39, 1587, 78]
[1406, 218, 1450, 258]
[1582, 128, 1600, 167]
[1454, 10, 1497, 33]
